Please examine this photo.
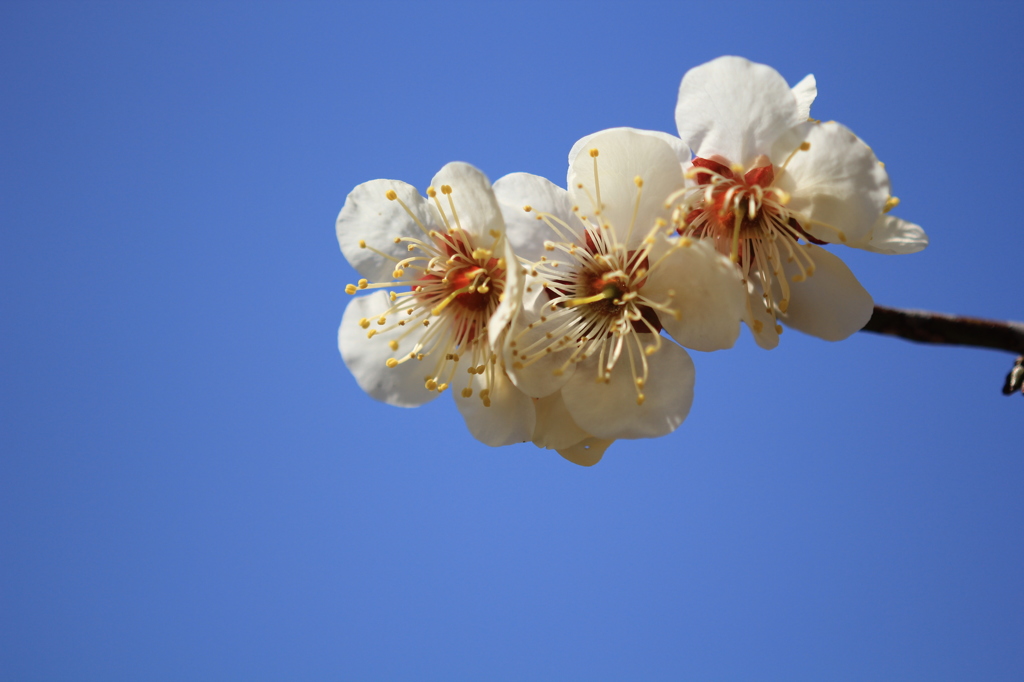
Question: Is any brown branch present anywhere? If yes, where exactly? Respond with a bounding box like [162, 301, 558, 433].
[859, 305, 1024, 396]
[861, 305, 1024, 354]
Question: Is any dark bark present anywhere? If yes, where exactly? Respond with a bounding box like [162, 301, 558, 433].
[859, 305, 1024, 396]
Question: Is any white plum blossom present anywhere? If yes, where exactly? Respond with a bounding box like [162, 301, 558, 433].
[493, 128, 747, 447]
[336, 162, 534, 446]
[669, 56, 928, 348]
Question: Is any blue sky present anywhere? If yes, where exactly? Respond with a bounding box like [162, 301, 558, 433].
[3, 1, 1023, 679]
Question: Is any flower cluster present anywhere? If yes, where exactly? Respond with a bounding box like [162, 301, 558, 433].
[335, 57, 928, 466]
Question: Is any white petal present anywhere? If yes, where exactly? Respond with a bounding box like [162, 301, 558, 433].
[743, 283, 780, 350]
[791, 73, 817, 121]
[453, 367, 536, 447]
[557, 437, 614, 467]
[567, 128, 684, 250]
[778, 121, 891, 245]
[643, 236, 746, 352]
[859, 214, 929, 255]
[561, 340, 694, 440]
[569, 126, 691, 167]
[778, 245, 874, 341]
[675, 56, 804, 167]
[531, 392, 591, 450]
[336, 179, 436, 283]
[502, 274, 575, 398]
[493, 172, 576, 264]
[487, 235, 524, 349]
[429, 162, 504, 242]
[338, 291, 440, 407]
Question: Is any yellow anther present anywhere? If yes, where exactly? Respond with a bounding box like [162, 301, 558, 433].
[634, 176, 643, 187]
[366, 330, 376, 339]
[544, 242, 556, 251]
[440, 185, 452, 195]
[461, 387, 473, 398]
[345, 284, 357, 295]
[393, 269, 405, 278]
[775, 324, 784, 334]
[778, 299, 789, 313]
[358, 279, 368, 289]
[389, 291, 397, 302]
[358, 317, 370, 329]
[635, 377, 645, 388]
[883, 196, 900, 213]
[806, 265, 816, 276]
[388, 340, 399, 351]
[589, 148, 599, 157]
[837, 231, 847, 243]
[644, 346, 657, 356]
[523, 205, 532, 212]
[678, 237, 692, 247]
[394, 237, 401, 244]
[385, 189, 398, 201]
[774, 189, 790, 205]
[792, 273, 805, 283]
[730, 163, 745, 174]
[358, 239, 367, 248]
[385, 358, 399, 368]
[489, 229, 501, 238]
[636, 394, 646, 406]
[437, 383, 448, 392]
[425, 379, 438, 391]
[799, 141, 811, 151]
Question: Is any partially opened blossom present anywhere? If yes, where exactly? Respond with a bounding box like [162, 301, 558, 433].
[669, 56, 928, 348]
[494, 128, 746, 448]
[336, 162, 533, 446]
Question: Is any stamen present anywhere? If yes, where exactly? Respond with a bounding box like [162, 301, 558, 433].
[386, 189, 431, 237]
